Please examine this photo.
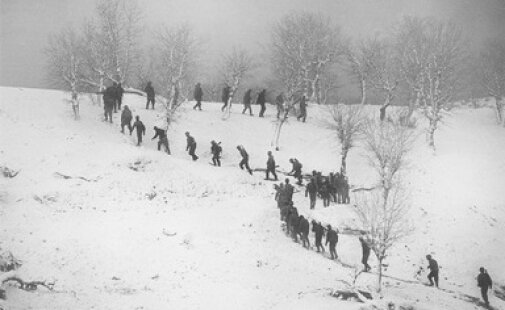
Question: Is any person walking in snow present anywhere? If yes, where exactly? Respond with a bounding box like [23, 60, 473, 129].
[242, 89, 253, 115]
[145, 81, 155, 110]
[477, 267, 493, 306]
[193, 82, 203, 110]
[320, 177, 331, 207]
[297, 94, 307, 122]
[102, 84, 116, 123]
[284, 178, 294, 204]
[288, 158, 303, 185]
[305, 178, 318, 209]
[221, 84, 231, 112]
[312, 220, 325, 253]
[116, 82, 124, 111]
[131, 115, 145, 146]
[275, 93, 284, 119]
[211, 140, 222, 166]
[120, 105, 133, 133]
[71, 92, 80, 120]
[298, 215, 310, 249]
[237, 145, 253, 175]
[326, 225, 339, 260]
[185, 131, 198, 161]
[152, 126, 171, 154]
[359, 235, 371, 272]
[257, 89, 267, 117]
[426, 254, 439, 287]
[265, 151, 278, 181]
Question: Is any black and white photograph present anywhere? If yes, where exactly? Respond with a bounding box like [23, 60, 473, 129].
[1, 0, 504, 309]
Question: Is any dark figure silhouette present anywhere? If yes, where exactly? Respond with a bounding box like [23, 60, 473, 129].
[237, 145, 253, 175]
[152, 126, 171, 154]
[297, 95, 307, 122]
[305, 178, 317, 209]
[426, 255, 439, 287]
[120, 105, 132, 133]
[145, 81, 155, 109]
[193, 83, 203, 110]
[359, 236, 371, 272]
[211, 140, 222, 166]
[131, 116, 145, 146]
[221, 85, 231, 112]
[185, 132, 198, 161]
[326, 225, 338, 260]
[257, 89, 267, 117]
[265, 151, 278, 181]
[477, 267, 493, 306]
[242, 89, 253, 115]
[312, 220, 325, 253]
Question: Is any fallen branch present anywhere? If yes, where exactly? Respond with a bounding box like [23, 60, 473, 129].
[54, 172, 99, 182]
[1, 271, 54, 298]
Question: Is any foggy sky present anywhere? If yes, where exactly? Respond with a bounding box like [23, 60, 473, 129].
[1, 0, 504, 89]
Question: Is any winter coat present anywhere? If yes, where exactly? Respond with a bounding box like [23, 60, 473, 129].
[239, 147, 249, 160]
[222, 86, 231, 102]
[477, 272, 492, 288]
[132, 120, 145, 135]
[194, 85, 203, 101]
[360, 238, 371, 258]
[144, 84, 155, 99]
[312, 223, 324, 242]
[305, 182, 317, 197]
[121, 108, 132, 124]
[427, 258, 439, 272]
[284, 183, 294, 201]
[257, 90, 266, 105]
[116, 84, 124, 99]
[186, 135, 196, 150]
[153, 127, 167, 140]
[103, 86, 116, 108]
[211, 143, 222, 156]
[267, 155, 276, 169]
[243, 89, 252, 105]
[299, 95, 307, 112]
[326, 229, 338, 245]
[298, 217, 309, 236]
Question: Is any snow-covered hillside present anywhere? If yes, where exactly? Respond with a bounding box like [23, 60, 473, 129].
[1, 86, 504, 310]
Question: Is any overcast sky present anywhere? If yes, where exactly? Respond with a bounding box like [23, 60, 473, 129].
[1, 0, 504, 89]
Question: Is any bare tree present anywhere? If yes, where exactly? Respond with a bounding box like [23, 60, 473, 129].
[420, 21, 465, 149]
[155, 24, 199, 130]
[368, 38, 401, 121]
[345, 39, 377, 105]
[220, 48, 255, 119]
[355, 119, 413, 293]
[353, 186, 411, 293]
[45, 28, 83, 103]
[319, 65, 340, 105]
[394, 16, 431, 123]
[479, 38, 505, 125]
[329, 104, 363, 175]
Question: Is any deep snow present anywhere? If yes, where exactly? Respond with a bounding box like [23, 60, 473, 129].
[0, 86, 504, 310]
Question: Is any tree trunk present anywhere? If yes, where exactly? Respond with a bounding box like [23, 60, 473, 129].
[341, 148, 348, 176]
[360, 79, 367, 105]
[377, 257, 383, 293]
[97, 74, 104, 106]
[427, 117, 437, 149]
[495, 96, 503, 125]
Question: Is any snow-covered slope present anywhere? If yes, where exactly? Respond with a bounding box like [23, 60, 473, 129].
[0, 86, 504, 310]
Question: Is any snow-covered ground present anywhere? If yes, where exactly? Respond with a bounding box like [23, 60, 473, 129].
[0, 86, 504, 310]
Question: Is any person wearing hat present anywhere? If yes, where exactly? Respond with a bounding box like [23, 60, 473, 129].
[265, 151, 278, 181]
[185, 132, 198, 161]
[325, 224, 339, 260]
[426, 254, 439, 287]
[152, 126, 170, 154]
[144, 81, 155, 109]
[477, 267, 493, 306]
[288, 158, 303, 185]
[210, 140, 222, 166]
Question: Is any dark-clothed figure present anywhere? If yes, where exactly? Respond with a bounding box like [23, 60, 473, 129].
[477, 267, 493, 306]
[152, 126, 170, 154]
[297, 95, 307, 122]
[145, 81, 155, 109]
[305, 178, 317, 209]
[426, 255, 439, 287]
[326, 225, 338, 260]
[321, 178, 331, 207]
[103, 85, 116, 123]
[265, 151, 278, 181]
[221, 85, 231, 112]
[275, 93, 284, 119]
[237, 145, 253, 175]
[116, 82, 124, 112]
[185, 132, 198, 161]
[193, 83, 203, 110]
[289, 209, 300, 242]
[284, 178, 294, 204]
[289, 158, 303, 185]
[312, 221, 325, 253]
[298, 216, 310, 248]
[242, 89, 253, 115]
[211, 140, 222, 166]
[120, 105, 132, 133]
[359, 236, 371, 272]
[131, 116, 145, 146]
[257, 89, 267, 117]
